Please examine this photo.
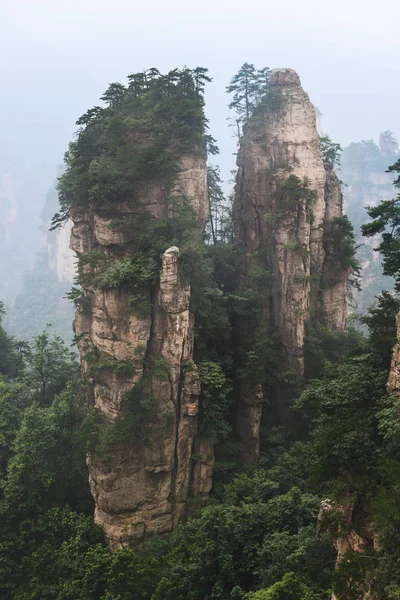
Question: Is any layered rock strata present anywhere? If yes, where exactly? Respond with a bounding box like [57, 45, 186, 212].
[70, 153, 208, 547]
[233, 68, 347, 461]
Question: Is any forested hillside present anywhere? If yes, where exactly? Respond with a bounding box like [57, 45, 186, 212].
[1, 65, 400, 600]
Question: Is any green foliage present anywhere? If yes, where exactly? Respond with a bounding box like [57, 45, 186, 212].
[86, 349, 136, 378]
[97, 256, 159, 289]
[360, 291, 400, 369]
[332, 550, 377, 600]
[298, 354, 389, 495]
[86, 384, 157, 461]
[240, 331, 292, 393]
[227, 63, 271, 123]
[198, 361, 231, 441]
[362, 158, 400, 291]
[320, 136, 342, 169]
[304, 318, 362, 380]
[23, 329, 79, 405]
[66, 286, 91, 315]
[5, 65, 400, 600]
[273, 175, 317, 221]
[340, 137, 397, 314]
[152, 485, 328, 600]
[0, 377, 30, 475]
[55, 67, 211, 221]
[207, 165, 232, 244]
[2, 380, 92, 515]
[0, 302, 20, 377]
[226, 64, 278, 139]
[250, 572, 326, 599]
[0, 507, 102, 599]
[74, 195, 207, 311]
[322, 215, 361, 290]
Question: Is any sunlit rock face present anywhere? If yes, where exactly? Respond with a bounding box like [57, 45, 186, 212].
[70, 151, 208, 547]
[233, 68, 347, 462]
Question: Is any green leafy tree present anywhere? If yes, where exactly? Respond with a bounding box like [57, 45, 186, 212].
[100, 82, 126, 107]
[207, 165, 232, 244]
[227, 63, 270, 126]
[250, 572, 325, 600]
[54, 67, 212, 227]
[298, 355, 387, 494]
[360, 291, 400, 369]
[0, 303, 18, 377]
[320, 136, 342, 169]
[24, 329, 78, 405]
[0, 377, 30, 475]
[2, 381, 91, 515]
[198, 361, 231, 441]
[362, 158, 400, 290]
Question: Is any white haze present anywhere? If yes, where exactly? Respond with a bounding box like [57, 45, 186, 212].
[0, 0, 399, 297]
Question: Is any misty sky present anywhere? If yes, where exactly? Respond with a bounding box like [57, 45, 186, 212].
[1, 0, 400, 212]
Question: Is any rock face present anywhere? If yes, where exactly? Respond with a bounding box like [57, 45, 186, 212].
[319, 499, 377, 600]
[70, 152, 208, 547]
[321, 168, 348, 330]
[388, 312, 400, 398]
[233, 68, 347, 461]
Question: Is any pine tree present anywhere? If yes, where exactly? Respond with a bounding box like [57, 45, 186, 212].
[100, 82, 126, 107]
[227, 63, 271, 129]
[207, 166, 231, 244]
[362, 158, 400, 290]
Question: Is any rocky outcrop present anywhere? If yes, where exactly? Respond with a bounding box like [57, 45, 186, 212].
[319, 499, 377, 600]
[325, 310, 400, 599]
[388, 312, 400, 398]
[322, 168, 348, 330]
[70, 152, 208, 547]
[233, 68, 347, 461]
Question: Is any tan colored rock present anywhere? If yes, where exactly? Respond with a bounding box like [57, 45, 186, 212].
[236, 382, 263, 464]
[233, 68, 348, 462]
[70, 151, 209, 546]
[387, 312, 400, 397]
[320, 500, 378, 600]
[191, 435, 215, 500]
[322, 168, 348, 330]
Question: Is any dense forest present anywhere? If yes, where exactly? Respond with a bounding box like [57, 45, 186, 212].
[1, 65, 400, 600]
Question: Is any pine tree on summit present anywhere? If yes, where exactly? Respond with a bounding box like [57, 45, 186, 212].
[226, 63, 271, 134]
[227, 63, 259, 121]
[100, 82, 126, 107]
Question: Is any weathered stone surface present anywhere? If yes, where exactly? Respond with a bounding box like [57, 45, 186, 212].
[236, 382, 263, 464]
[322, 168, 348, 330]
[387, 312, 400, 398]
[233, 68, 347, 462]
[70, 151, 208, 546]
[191, 435, 215, 500]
